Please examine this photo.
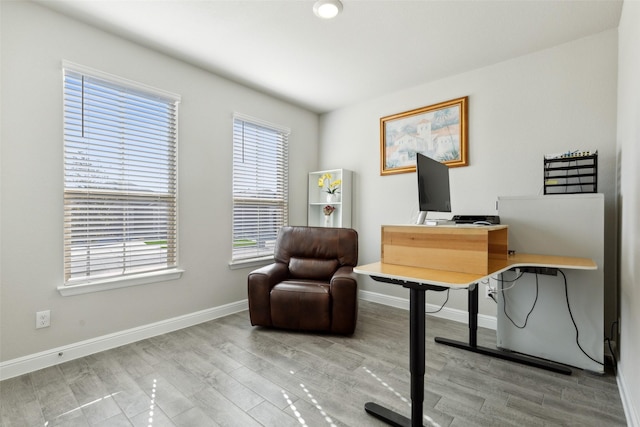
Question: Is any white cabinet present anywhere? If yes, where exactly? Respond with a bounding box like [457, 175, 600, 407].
[497, 194, 604, 372]
[308, 169, 352, 228]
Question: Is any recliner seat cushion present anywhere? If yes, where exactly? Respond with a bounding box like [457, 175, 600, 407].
[270, 281, 331, 331]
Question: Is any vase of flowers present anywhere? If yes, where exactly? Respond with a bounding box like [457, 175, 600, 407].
[318, 173, 341, 203]
[323, 205, 336, 227]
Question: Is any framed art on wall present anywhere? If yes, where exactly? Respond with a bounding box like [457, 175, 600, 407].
[380, 96, 468, 175]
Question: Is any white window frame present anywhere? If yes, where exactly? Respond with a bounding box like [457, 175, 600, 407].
[60, 61, 182, 296]
[230, 113, 290, 268]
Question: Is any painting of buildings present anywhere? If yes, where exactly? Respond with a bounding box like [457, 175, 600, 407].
[383, 104, 462, 170]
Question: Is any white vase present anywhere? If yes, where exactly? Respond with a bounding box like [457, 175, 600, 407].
[326, 193, 340, 203]
[324, 214, 333, 227]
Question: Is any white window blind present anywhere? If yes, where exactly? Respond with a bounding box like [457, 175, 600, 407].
[232, 115, 289, 261]
[63, 63, 180, 285]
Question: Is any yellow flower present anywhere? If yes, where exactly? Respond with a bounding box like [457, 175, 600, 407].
[318, 173, 341, 194]
[318, 173, 333, 188]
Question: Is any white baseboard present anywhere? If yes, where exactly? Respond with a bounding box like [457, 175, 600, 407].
[0, 291, 494, 381]
[0, 300, 248, 381]
[358, 289, 497, 330]
[617, 364, 639, 427]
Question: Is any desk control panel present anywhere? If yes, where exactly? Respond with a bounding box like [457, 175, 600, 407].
[371, 275, 449, 292]
[514, 266, 558, 276]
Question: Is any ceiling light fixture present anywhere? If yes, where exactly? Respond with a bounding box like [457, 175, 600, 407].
[313, 0, 343, 19]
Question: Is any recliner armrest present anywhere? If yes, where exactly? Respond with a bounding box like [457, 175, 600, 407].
[330, 265, 356, 286]
[329, 265, 358, 335]
[247, 262, 289, 327]
[249, 262, 289, 287]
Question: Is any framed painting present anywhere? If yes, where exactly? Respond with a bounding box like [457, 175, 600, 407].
[380, 96, 468, 175]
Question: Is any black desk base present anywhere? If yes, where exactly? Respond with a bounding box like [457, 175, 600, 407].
[364, 276, 571, 427]
[434, 283, 572, 376]
[365, 402, 414, 427]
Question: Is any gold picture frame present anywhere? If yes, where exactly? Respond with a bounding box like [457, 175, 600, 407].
[380, 96, 468, 175]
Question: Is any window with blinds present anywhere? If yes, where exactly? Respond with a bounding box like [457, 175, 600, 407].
[63, 63, 180, 285]
[232, 115, 289, 262]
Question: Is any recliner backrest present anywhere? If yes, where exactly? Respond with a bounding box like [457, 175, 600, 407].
[288, 257, 339, 280]
[274, 227, 358, 276]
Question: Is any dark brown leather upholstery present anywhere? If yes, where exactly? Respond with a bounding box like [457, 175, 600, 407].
[248, 226, 359, 334]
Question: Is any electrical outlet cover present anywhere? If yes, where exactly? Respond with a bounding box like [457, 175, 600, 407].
[36, 310, 50, 328]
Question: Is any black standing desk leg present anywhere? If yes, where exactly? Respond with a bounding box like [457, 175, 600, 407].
[410, 288, 425, 426]
[364, 286, 426, 427]
[468, 283, 478, 348]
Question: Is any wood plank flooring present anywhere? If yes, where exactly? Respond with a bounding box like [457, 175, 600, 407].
[0, 301, 627, 426]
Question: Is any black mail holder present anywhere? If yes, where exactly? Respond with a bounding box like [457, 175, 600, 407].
[544, 153, 597, 195]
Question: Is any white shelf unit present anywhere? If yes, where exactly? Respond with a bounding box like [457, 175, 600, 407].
[308, 169, 352, 228]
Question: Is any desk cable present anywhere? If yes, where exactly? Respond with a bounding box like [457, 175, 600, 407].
[558, 269, 604, 367]
[498, 272, 538, 329]
[605, 320, 618, 370]
[496, 269, 604, 367]
[425, 288, 450, 314]
[485, 272, 523, 299]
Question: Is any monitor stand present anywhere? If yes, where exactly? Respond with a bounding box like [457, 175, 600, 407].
[416, 211, 427, 224]
[417, 211, 452, 226]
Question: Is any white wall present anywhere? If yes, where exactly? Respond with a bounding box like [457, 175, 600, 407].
[0, 1, 318, 362]
[616, 1, 640, 425]
[319, 31, 619, 329]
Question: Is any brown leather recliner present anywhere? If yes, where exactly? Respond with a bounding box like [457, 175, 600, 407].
[248, 226, 359, 335]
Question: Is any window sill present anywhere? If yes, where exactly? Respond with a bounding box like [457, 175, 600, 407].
[228, 256, 274, 270]
[58, 269, 184, 296]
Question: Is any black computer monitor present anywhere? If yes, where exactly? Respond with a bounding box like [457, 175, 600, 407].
[416, 153, 451, 223]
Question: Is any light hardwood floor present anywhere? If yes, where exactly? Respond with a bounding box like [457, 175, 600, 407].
[0, 301, 627, 426]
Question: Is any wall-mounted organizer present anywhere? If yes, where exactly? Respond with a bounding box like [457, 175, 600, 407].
[308, 169, 352, 228]
[543, 152, 597, 194]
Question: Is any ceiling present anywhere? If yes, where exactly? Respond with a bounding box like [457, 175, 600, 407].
[35, 0, 623, 113]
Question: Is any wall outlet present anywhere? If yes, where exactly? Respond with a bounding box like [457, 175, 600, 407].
[485, 284, 493, 299]
[36, 310, 50, 329]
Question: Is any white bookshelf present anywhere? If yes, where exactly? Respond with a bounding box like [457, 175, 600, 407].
[308, 169, 352, 228]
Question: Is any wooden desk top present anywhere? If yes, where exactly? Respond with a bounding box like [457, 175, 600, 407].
[354, 253, 596, 289]
[505, 253, 596, 270]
